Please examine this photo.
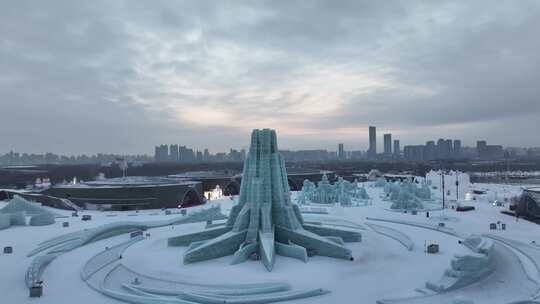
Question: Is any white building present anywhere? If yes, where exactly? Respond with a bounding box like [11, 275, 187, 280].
[425, 170, 471, 201]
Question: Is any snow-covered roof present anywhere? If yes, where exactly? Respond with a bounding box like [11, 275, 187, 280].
[526, 187, 540, 193]
[52, 176, 199, 189]
[169, 171, 240, 179]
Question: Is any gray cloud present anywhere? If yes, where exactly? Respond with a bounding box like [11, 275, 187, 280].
[1, 0, 539, 154]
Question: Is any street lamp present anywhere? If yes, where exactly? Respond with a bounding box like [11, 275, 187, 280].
[441, 171, 445, 210]
[456, 171, 459, 202]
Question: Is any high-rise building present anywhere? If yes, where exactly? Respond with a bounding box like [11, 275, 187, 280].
[154, 144, 169, 162]
[338, 143, 345, 160]
[445, 139, 453, 158]
[368, 126, 377, 159]
[169, 144, 179, 162]
[179, 146, 195, 163]
[384, 134, 392, 157]
[349, 150, 364, 160]
[393, 140, 400, 158]
[436, 139, 447, 159]
[425, 141, 436, 160]
[453, 140, 462, 157]
[476, 140, 487, 157]
[229, 149, 243, 161]
[403, 145, 425, 161]
[477, 140, 503, 160]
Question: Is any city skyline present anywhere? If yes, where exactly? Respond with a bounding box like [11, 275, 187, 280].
[2, 1, 540, 154]
[3, 128, 539, 163]
[3, 130, 540, 166]
[0, 133, 520, 157]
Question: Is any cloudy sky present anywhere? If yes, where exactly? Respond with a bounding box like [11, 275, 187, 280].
[1, 1, 540, 155]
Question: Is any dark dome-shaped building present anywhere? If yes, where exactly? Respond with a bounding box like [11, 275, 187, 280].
[43, 176, 204, 211]
[514, 187, 540, 218]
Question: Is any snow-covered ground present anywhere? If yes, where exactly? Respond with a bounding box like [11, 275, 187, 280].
[1, 182, 540, 304]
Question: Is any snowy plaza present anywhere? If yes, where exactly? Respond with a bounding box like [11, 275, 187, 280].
[1, 130, 540, 304]
[3, 0, 540, 303]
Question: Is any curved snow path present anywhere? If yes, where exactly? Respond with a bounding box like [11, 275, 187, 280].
[83, 238, 329, 304]
[25, 206, 227, 289]
[364, 222, 414, 250]
[99, 264, 290, 294]
[365, 217, 464, 237]
[30, 206, 226, 257]
[485, 234, 540, 299]
[81, 236, 143, 281]
[302, 215, 366, 230]
[366, 217, 540, 304]
[364, 217, 540, 303]
[377, 240, 538, 303]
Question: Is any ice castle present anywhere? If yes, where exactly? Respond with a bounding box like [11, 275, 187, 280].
[298, 175, 370, 206]
[168, 129, 361, 271]
[383, 180, 432, 211]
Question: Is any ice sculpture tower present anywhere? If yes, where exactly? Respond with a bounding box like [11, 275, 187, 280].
[168, 129, 360, 271]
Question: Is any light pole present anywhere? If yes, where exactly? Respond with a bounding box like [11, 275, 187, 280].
[456, 171, 459, 202]
[506, 153, 510, 184]
[441, 172, 445, 210]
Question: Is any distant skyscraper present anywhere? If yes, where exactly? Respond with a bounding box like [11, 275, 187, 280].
[425, 141, 436, 160]
[229, 149, 243, 161]
[404, 145, 425, 161]
[445, 139, 453, 158]
[178, 145, 195, 162]
[384, 134, 392, 156]
[170, 144, 179, 162]
[453, 140, 462, 157]
[477, 140, 487, 159]
[476, 140, 503, 160]
[368, 126, 377, 159]
[338, 143, 345, 160]
[154, 144, 169, 162]
[393, 140, 400, 157]
[436, 138, 447, 159]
